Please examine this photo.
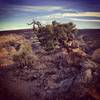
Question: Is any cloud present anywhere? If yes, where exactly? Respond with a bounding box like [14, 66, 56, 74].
[15, 5, 63, 12]
[1, 4, 100, 30]
[0, 4, 64, 12]
[44, 12, 100, 19]
[63, 12, 100, 17]
[70, 18, 100, 22]
[36, 12, 100, 23]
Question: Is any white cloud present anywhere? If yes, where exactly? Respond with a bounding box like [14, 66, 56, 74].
[63, 12, 100, 17]
[70, 18, 100, 22]
[2, 5, 63, 12]
[44, 12, 100, 18]
[36, 12, 100, 23]
[18, 6, 63, 12]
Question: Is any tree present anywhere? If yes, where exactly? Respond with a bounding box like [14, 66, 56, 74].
[36, 21, 78, 51]
[65, 22, 78, 41]
[27, 19, 42, 32]
[52, 20, 59, 26]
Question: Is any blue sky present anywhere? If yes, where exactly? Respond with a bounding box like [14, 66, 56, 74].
[0, 0, 100, 30]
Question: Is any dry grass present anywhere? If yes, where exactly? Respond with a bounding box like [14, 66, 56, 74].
[0, 34, 32, 68]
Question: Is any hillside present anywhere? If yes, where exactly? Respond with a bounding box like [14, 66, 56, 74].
[0, 22, 100, 100]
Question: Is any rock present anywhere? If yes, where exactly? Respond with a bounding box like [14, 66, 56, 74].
[24, 66, 28, 69]
[58, 78, 74, 92]
[80, 59, 98, 69]
[92, 48, 100, 64]
[84, 69, 92, 81]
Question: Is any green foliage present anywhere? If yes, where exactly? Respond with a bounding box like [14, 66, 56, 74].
[37, 21, 78, 51]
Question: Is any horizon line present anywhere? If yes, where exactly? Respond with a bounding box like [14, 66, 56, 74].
[0, 28, 100, 32]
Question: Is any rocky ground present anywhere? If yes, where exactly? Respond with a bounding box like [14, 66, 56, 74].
[0, 29, 100, 100]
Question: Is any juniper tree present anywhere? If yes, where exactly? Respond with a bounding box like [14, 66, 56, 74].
[36, 21, 78, 51]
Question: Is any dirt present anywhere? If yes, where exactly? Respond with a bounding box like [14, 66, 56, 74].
[0, 29, 100, 100]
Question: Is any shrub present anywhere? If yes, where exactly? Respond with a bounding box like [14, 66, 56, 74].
[13, 52, 38, 68]
[37, 21, 78, 51]
[13, 42, 38, 68]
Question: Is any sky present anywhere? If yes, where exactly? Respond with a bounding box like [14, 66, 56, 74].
[0, 0, 100, 30]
